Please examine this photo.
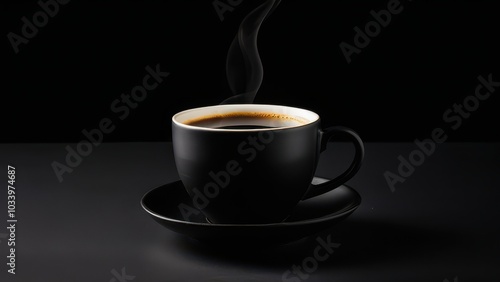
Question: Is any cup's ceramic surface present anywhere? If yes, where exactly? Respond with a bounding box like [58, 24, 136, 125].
[172, 104, 364, 224]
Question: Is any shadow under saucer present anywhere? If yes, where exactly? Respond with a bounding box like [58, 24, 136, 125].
[141, 177, 361, 246]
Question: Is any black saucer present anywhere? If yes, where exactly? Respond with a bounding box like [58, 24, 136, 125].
[141, 177, 361, 245]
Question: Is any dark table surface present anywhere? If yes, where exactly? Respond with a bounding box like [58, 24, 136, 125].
[1, 142, 499, 282]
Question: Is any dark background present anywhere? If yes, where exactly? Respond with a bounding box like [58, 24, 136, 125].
[2, 0, 499, 143]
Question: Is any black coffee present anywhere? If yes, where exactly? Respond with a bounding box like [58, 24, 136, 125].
[216, 125, 276, 129]
[184, 112, 305, 129]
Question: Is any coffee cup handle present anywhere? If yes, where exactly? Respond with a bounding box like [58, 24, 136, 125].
[302, 126, 364, 200]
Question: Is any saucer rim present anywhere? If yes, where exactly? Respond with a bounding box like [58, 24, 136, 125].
[140, 180, 361, 228]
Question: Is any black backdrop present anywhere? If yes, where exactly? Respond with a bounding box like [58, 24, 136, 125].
[3, 0, 499, 143]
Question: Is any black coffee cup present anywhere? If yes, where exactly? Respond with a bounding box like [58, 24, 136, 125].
[172, 104, 364, 224]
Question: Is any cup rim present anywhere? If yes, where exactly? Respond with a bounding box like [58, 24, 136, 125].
[172, 104, 320, 132]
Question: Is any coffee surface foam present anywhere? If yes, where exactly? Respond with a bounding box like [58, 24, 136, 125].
[184, 111, 309, 129]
